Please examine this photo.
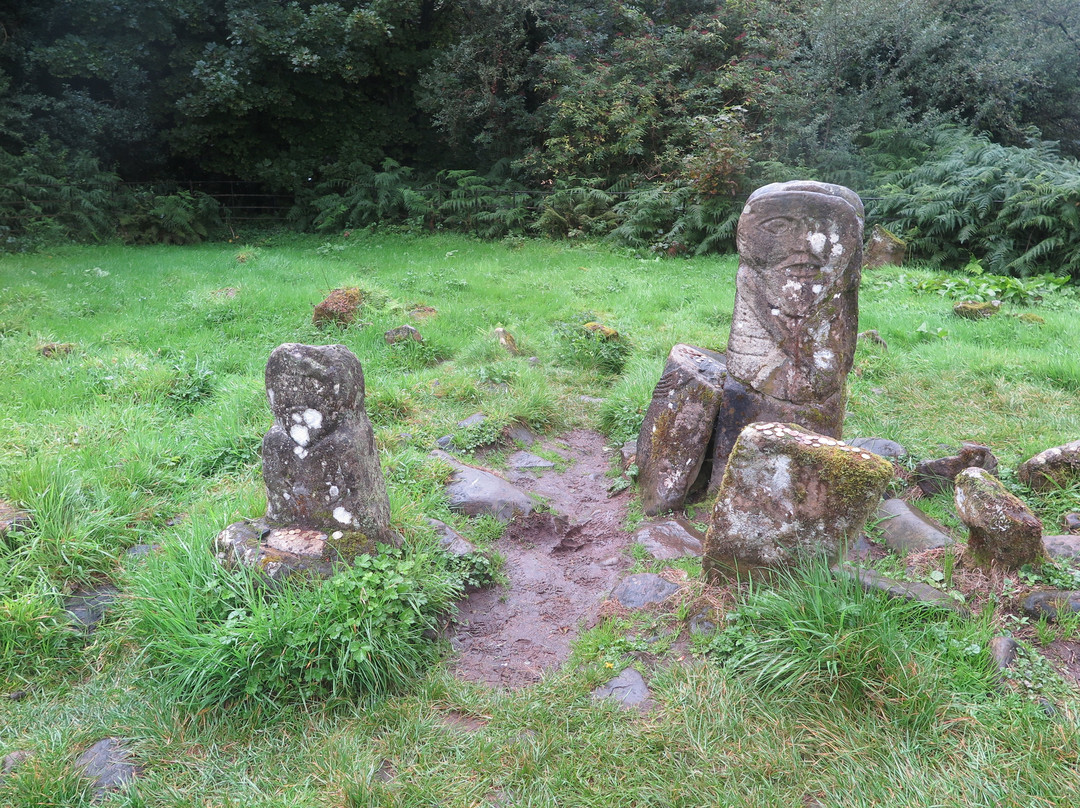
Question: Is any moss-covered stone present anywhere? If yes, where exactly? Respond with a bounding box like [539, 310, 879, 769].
[953, 300, 1002, 320]
[954, 467, 1045, 570]
[703, 422, 892, 580]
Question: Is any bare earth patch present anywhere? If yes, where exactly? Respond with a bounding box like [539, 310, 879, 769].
[448, 430, 634, 688]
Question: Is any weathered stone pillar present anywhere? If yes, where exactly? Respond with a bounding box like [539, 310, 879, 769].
[217, 343, 400, 581]
[711, 181, 864, 485]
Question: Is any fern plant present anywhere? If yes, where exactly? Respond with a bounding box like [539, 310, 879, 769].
[117, 188, 222, 245]
[0, 140, 117, 249]
[874, 129, 1080, 280]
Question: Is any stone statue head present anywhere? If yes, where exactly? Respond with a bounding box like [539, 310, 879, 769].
[264, 343, 363, 444]
[727, 181, 864, 402]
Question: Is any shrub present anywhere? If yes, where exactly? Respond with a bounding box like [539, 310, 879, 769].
[124, 536, 462, 707]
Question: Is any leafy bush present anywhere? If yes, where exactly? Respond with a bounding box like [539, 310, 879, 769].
[124, 538, 463, 707]
[874, 130, 1080, 280]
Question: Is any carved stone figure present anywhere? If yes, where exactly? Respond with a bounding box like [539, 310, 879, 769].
[711, 181, 864, 482]
[217, 343, 399, 581]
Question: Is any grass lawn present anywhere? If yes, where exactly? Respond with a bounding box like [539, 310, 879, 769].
[1, 231, 1079, 806]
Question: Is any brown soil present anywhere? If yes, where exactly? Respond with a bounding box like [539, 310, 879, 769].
[448, 430, 635, 688]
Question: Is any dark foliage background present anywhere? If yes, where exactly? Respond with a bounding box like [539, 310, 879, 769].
[3, 0, 1080, 275]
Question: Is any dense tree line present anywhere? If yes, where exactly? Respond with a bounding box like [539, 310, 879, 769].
[3, 0, 1080, 273]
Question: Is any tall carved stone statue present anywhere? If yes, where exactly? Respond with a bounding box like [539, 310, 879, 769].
[217, 343, 400, 581]
[711, 181, 864, 484]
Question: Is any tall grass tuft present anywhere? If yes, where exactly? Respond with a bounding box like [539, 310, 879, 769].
[122, 530, 463, 708]
[703, 565, 999, 731]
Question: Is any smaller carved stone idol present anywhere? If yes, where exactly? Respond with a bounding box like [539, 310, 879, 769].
[217, 343, 400, 581]
[711, 181, 865, 484]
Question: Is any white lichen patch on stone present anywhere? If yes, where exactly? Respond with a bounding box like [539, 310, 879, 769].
[302, 408, 323, 430]
[333, 506, 353, 525]
[329, 485, 339, 498]
[293, 446, 308, 458]
[813, 349, 835, 369]
[808, 231, 828, 253]
[290, 424, 310, 446]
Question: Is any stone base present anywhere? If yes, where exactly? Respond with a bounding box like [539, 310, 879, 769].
[215, 518, 397, 582]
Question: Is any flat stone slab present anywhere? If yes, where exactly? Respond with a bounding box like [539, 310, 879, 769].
[592, 668, 651, 710]
[506, 451, 555, 470]
[75, 738, 141, 799]
[64, 585, 120, 632]
[1043, 535, 1080, 562]
[848, 437, 907, 459]
[431, 450, 534, 523]
[1022, 591, 1080, 622]
[835, 565, 969, 617]
[427, 518, 477, 558]
[875, 499, 954, 554]
[610, 573, 680, 610]
[216, 519, 338, 581]
[632, 518, 704, 560]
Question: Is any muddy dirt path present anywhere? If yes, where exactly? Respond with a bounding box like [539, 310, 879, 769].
[448, 429, 634, 688]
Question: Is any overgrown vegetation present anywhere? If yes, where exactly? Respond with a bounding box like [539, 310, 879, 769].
[0, 235, 1078, 805]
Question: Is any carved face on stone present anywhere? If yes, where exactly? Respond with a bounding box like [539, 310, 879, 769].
[727, 181, 864, 402]
[264, 344, 363, 447]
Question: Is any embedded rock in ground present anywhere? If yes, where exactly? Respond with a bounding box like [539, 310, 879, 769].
[703, 423, 893, 579]
[637, 344, 726, 515]
[864, 224, 906, 269]
[989, 636, 1020, 674]
[505, 423, 537, 447]
[1065, 513, 1080, 534]
[2, 750, 30, 777]
[834, 565, 969, 617]
[430, 449, 534, 523]
[218, 344, 399, 580]
[610, 573, 680, 609]
[849, 437, 907, 460]
[1022, 591, 1080, 622]
[75, 738, 142, 799]
[64, 585, 120, 632]
[620, 440, 636, 469]
[914, 442, 998, 496]
[954, 467, 1045, 570]
[38, 342, 75, 358]
[592, 668, 652, 710]
[312, 287, 362, 328]
[711, 181, 864, 481]
[953, 300, 1002, 319]
[427, 518, 477, 558]
[384, 324, 422, 344]
[408, 304, 437, 320]
[0, 500, 30, 538]
[494, 327, 520, 355]
[875, 499, 953, 554]
[1017, 439, 1080, 492]
[632, 517, 705, 560]
[1043, 535, 1080, 562]
[506, 451, 554, 471]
